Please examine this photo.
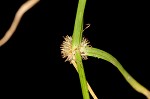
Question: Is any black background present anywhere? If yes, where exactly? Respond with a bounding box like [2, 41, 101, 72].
[0, 0, 149, 99]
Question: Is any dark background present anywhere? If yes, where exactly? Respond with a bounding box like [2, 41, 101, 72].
[0, 0, 149, 99]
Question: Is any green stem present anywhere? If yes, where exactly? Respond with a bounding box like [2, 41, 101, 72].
[75, 50, 90, 99]
[72, 0, 86, 49]
[85, 46, 150, 98]
[71, 0, 90, 98]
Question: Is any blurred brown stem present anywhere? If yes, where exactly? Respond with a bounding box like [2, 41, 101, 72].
[0, 0, 40, 47]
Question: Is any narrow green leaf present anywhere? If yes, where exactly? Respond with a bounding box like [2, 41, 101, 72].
[84, 46, 150, 98]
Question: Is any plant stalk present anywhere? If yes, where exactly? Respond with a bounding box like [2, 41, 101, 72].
[71, 0, 90, 98]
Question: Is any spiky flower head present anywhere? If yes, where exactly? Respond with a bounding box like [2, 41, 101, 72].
[60, 35, 91, 63]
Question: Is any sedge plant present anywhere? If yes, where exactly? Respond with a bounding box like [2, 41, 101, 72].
[60, 0, 150, 99]
[0, 0, 149, 99]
